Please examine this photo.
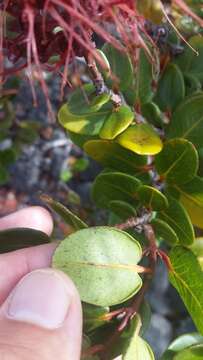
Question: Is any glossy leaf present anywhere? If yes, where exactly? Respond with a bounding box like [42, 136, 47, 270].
[102, 44, 134, 91]
[141, 102, 163, 127]
[137, 185, 169, 211]
[158, 195, 194, 246]
[109, 200, 137, 220]
[173, 176, 203, 230]
[83, 303, 110, 333]
[155, 63, 185, 111]
[174, 344, 203, 360]
[84, 140, 147, 174]
[68, 84, 110, 115]
[116, 123, 163, 155]
[52, 227, 142, 306]
[0, 228, 50, 253]
[99, 105, 134, 140]
[92, 171, 141, 209]
[123, 334, 155, 359]
[155, 139, 199, 184]
[169, 246, 203, 335]
[167, 94, 203, 148]
[41, 194, 87, 231]
[160, 333, 203, 360]
[151, 218, 178, 245]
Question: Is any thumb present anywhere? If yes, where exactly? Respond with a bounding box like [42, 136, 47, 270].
[0, 269, 82, 360]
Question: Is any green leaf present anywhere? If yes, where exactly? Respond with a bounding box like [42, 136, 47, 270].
[123, 335, 155, 359]
[136, 49, 153, 104]
[155, 63, 185, 112]
[141, 102, 163, 128]
[184, 74, 201, 97]
[116, 123, 163, 155]
[169, 246, 203, 335]
[40, 194, 87, 231]
[68, 84, 110, 115]
[83, 303, 110, 333]
[99, 105, 134, 140]
[160, 333, 203, 360]
[175, 35, 203, 81]
[137, 185, 169, 211]
[158, 195, 194, 246]
[84, 140, 147, 175]
[92, 171, 141, 209]
[151, 218, 178, 245]
[172, 176, 203, 230]
[68, 131, 98, 148]
[82, 335, 100, 360]
[102, 44, 134, 91]
[167, 93, 203, 148]
[0, 164, 9, 184]
[52, 227, 142, 306]
[109, 200, 137, 220]
[155, 139, 199, 184]
[0, 228, 50, 253]
[174, 344, 203, 360]
[0, 148, 16, 167]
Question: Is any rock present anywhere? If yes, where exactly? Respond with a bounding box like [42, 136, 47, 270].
[144, 313, 173, 359]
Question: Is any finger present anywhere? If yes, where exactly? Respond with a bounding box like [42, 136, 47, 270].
[0, 206, 53, 235]
[0, 269, 82, 360]
[0, 243, 57, 305]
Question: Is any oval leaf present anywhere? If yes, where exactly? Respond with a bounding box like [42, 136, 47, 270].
[123, 334, 155, 360]
[174, 344, 203, 360]
[141, 102, 163, 127]
[137, 185, 168, 211]
[41, 194, 87, 231]
[155, 63, 185, 112]
[169, 246, 203, 335]
[151, 218, 178, 245]
[83, 303, 110, 333]
[52, 227, 142, 306]
[167, 94, 203, 148]
[0, 228, 50, 253]
[99, 105, 134, 140]
[109, 200, 137, 220]
[116, 124, 163, 155]
[136, 49, 153, 104]
[158, 195, 194, 246]
[92, 171, 141, 209]
[84, 140, 147, 174]
[155, 139, 199, 184]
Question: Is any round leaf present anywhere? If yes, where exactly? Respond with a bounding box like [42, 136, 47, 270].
[155, 139, 199, 184]
[116, 124, 163, 155]
[123, 335, 155, 360]
[109, 200, 137, 220]
[174, 344, 203, 360]
[99, 105, 134, 140]
[141, 102, 163, 127]
[84, 140, 147, 174]
[52, 227, 142, 306]
[137, 185, 169, 211]
[92, 171, 141, 209]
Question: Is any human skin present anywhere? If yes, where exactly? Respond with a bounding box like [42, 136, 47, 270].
[0, 206, 82, 360]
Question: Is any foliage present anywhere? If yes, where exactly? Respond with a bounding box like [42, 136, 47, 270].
[1, 0, 203, 359]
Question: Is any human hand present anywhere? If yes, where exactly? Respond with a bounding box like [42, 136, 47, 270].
[0, 206, 82, 360]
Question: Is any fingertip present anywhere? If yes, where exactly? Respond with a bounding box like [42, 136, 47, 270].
[0, 206, 53, 236]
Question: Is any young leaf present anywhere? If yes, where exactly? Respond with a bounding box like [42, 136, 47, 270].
[158, 195, 194, 246]
[52, 227, 142, 306]
[116, 124, 163, 155]
[40, 194, 87, 231]
[92, 171, 141, 209]
[137, 185, 169, 211]
[102, 44, 134, 91]
[151, 218, 178, 245]
[169, 246, 203, 335]
[155, 139, 199, 184]
[84, 140, 147, 175]
[155, 63, 185, 112]
[0, 228, 50, 253]
[99, 105, 134, 140]
[167, 94, 203, 148]
[173, 176, 203, 230]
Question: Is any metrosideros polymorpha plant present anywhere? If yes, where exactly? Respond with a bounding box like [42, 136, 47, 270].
[1, 1, 203, 359]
